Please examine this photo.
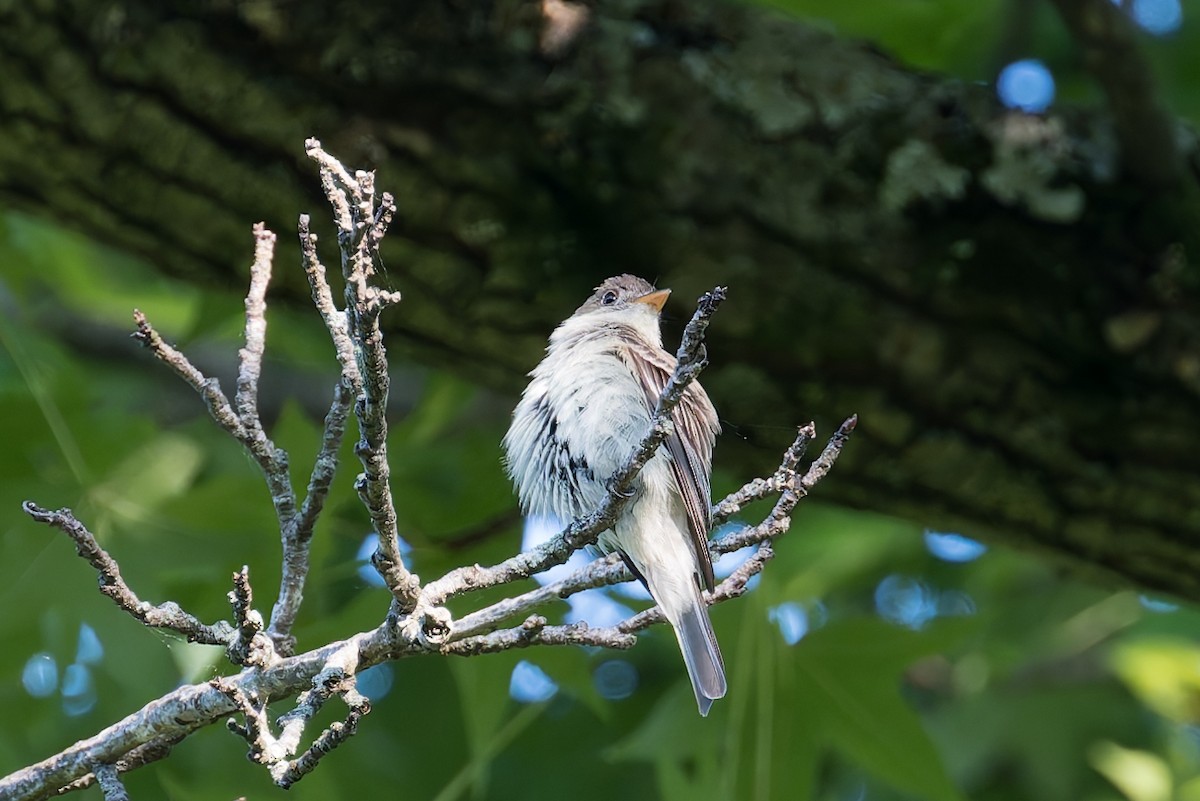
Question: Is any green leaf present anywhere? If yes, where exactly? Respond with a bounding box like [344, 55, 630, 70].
[1089, 741, 1174, 801]
[1109, 636, 1200, 724]
[86, 433, 206, 529]
[793, 618, 971, 801]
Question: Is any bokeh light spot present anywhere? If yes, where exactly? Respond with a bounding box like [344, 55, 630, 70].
[768, 602, 810, 645]
[1139, 595, 1179, 613]
[357, 532, 413, 588]
[61, 663, 97, 717]
[924, 530, 987, 563]
[510, 660, 558, 703]
[22, 653, 58, 698]
[566, 590, 633, 628]
[76, 623, 104, 665]
[875, 575, 938, 629]
[593, 659, 639, 701]
[357, 664, 395, 701]
[997, 59, 1055, 113]
[1132, 0, 1182, 34]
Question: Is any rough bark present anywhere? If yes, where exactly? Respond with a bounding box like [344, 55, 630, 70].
[1, 0, 1199, 598]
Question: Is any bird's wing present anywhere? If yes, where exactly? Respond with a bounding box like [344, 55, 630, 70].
[619, 332, 721, 592]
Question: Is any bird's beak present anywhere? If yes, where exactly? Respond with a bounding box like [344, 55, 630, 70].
[634, 288, 671, 312]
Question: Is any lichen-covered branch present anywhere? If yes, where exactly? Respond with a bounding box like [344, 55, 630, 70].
[305, 138, 418, 611]
[216, 642, 370, 789]
[92, 764, 128, 801]
[132, 228, 307, 653]
[20, 503, 234, 645]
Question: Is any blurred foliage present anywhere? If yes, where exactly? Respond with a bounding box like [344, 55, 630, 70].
[4, 2, 1200, 798]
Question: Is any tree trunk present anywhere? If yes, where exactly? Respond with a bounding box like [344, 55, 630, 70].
[2, 0, 1199, 598]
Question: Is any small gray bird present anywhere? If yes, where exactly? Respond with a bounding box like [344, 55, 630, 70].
[503, 274, 726, 715]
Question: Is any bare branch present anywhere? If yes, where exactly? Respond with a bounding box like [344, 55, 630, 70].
[21, 503, 233, 645]
[714, 416, 858, 554]
[51, 736, 184, 797]
[92, 764, 128, 801]
[713, 423, 816, 523]
[297, 215, 360, 385]
[269, 378, 354, 645]
[132, 228, 307, 653]
[7, 408, 852, 800]
[217, 644, 371, 788]
[130, 310, 246, 440]
[274, 686, 370, 789]
[297, 380, 353, 538]
[233, 223, 276, 437]
[444, 615, 638, 655]
[305, 138, 419, 611]
[228, 567, 277, 668]
[618, 542, 776, 635]
[446, 418, 855, 643]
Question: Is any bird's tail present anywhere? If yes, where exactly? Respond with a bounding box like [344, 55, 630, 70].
[670, 588, 726, 716]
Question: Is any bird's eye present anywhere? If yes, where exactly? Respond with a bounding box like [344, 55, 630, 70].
[601, 290, 618, 306]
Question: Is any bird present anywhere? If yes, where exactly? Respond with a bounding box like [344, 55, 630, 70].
[502, 274, 725, 715]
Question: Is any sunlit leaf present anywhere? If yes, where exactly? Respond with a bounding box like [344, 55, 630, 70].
[1089, 741, 1174, 801]
[1110, 636, 1200, 724]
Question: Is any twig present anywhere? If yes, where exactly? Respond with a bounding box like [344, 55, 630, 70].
[306, 138, 418, 611]
[234, 224, 275, 440]
[618, 542, 776, 635]
[92, 764, 128, 801]
[228, 567, 276, 668]
[51, 736, 184, 797]
[274, 686, 370, 788]
[21, 503, 233, 645]
[297, 215, 360, 383]
[444, 615, 638, 656]
[130, 310, 246, 440]
[217, 644, 370, 788]
[712, 423, 815, 523]
[713, 416, 858, 554]
[269, 378, 354, 645]
[446, 418, 854, 642]
[132, 228, 307, 653]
